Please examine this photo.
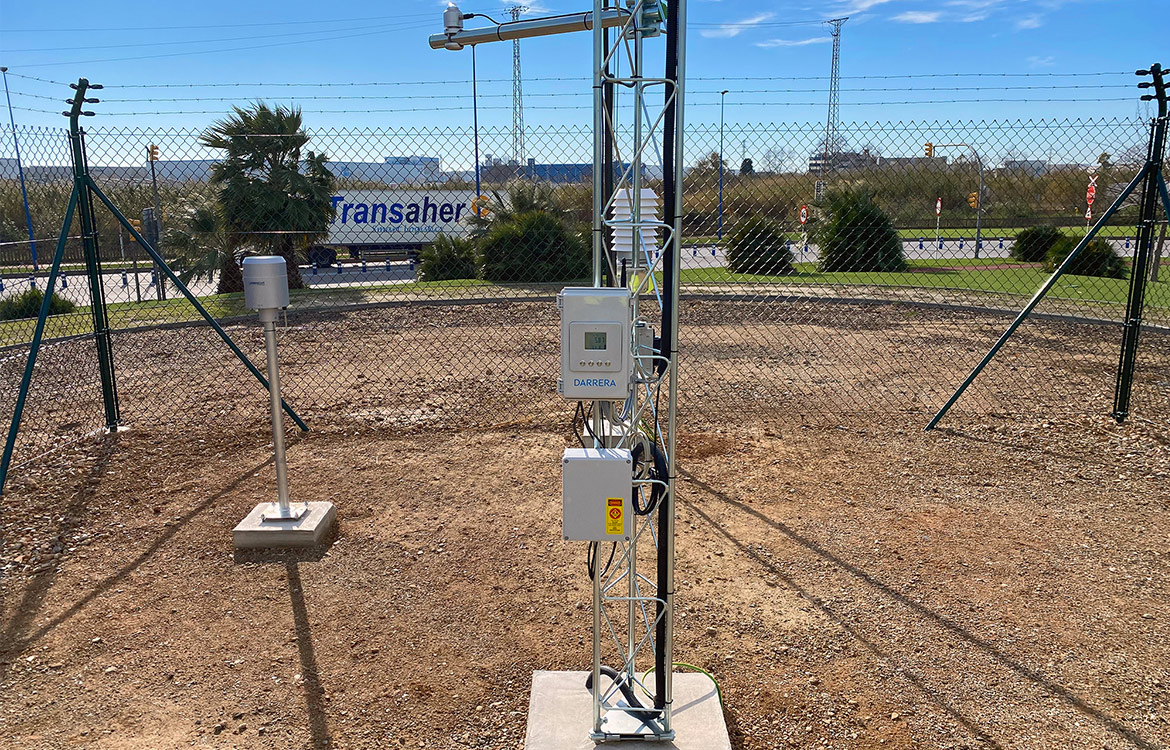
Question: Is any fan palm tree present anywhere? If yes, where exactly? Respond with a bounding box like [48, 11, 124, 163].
[198, 103, 335, 290]
[467, 179, 564, 238]
[164, 193, 243, 294]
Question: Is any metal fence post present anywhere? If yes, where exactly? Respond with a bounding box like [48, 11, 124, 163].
[1112, 64, 1167, 423]
[0, 186, 79, 494]
[68, 79, 120, 431]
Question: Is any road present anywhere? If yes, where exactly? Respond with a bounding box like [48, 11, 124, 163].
[0, 234, 1152, 309]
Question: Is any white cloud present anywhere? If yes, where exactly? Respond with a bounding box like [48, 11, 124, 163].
[892, 10, 942, 22]
[1027, 55, 1055, 67]
[699, 12, 776, 38]
[836, 0, 898, 12]
[945, 0, 1006, 8]
[756, 36, 832, 48]
[1015, 14, 1044, 29]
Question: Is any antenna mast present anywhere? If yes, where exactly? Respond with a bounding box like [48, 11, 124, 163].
[823, 16, 847, 174]
[510, 5, 529, 168]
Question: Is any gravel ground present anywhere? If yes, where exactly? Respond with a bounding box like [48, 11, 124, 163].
[1, 300, 1168, 749]
[0, 404, 1167, 749]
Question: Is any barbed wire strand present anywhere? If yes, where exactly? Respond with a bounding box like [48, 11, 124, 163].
[0, 70, 1136, 90]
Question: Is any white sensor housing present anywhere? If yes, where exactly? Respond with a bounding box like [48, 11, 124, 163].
[242, 256, 289, 317]
[443, 3, 465, 49]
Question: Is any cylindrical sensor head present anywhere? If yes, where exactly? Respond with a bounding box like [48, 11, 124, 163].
[242, 256, 290, 312]
[443, 3, 464, 38]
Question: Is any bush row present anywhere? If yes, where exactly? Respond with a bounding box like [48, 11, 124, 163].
[418, 210, 590, 284]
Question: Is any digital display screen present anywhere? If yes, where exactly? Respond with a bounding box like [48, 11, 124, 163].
[584, 331, 607, 351]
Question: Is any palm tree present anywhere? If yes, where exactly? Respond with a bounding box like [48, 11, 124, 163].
[467, 179, 564, 239]
[198, 103, 335, 290]
[164, 193, 243, 294]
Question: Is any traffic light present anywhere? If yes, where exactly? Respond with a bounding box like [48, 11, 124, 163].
[924, 142, 934, 158]
[147, 144, 159, 161]
[968, 192, 979, 209]
[128, 218, 142, 242]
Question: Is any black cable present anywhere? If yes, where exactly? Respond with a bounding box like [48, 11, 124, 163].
[572, 401, 587, 448]
[630, 441, 668, 516]
[584, 666, 657, 724]
[587, 541, 617, 581]
[581, 401, 601, 444]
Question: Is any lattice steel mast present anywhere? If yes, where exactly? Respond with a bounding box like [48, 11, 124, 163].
[823, 17, 847, 174]
[509, 5, 529, 167]
[431, 2, 684, 741]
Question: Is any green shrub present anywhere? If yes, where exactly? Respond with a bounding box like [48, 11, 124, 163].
[479, 210, 590, 283]
[418, 234, 477, 281]
[813, 187, 906, 272]
[1011, 225, 1065, 263]
[0, 287, 77, 321]
[725, 216, 794, 275]
[1043, 237, 1127, 279]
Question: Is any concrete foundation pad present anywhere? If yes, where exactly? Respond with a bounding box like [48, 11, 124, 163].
[232, 501, 336, 549]
[525, 670, 731, 748]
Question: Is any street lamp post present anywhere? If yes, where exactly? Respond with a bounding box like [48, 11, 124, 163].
[929, 140, 984, 258]
[1, 67, 38, 271]
[472, 44, 481, 201]
[718, 89, 728, 241]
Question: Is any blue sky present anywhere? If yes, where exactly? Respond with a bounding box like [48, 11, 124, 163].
[0, 0, 1161, 134]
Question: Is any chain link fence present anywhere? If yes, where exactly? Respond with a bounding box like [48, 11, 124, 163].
[2, 117, 1167, 473]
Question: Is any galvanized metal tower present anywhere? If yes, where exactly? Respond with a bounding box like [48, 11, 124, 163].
[509, 5, 529, 167]
[822, 16, 847, 174]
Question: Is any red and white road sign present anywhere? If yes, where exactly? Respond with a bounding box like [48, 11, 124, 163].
[936, 197, 942, 216]
[799, 205, 809, 225]
[1087, 175, 1097, 206]
[1085, 206, 1092, 221]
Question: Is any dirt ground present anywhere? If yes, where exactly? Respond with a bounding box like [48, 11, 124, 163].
[1, 405, 1168, 749]
[2, 300, 1169, 749]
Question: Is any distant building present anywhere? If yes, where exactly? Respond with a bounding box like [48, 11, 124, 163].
[808, 149, 879, 175]
[478, 155, 642, 184]
[0, 156, 444, 185]
[1002, 159, 1049, 177]
[874, 155, 949, 169]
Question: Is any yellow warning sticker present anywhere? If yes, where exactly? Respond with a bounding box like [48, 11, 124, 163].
[606, 498, 624, 535]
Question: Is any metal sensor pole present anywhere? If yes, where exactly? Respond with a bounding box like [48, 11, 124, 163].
[232, 256, 335, 548]
[245, 257, 303, 520]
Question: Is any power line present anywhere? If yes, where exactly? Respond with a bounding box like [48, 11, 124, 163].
[9, 21, 435, 68]
[2, 20, 429, 54]
[64, 83, 1131, 104]
[691, 20, 826, 27]
[51, 71, 1134, 90]
[0, 8, 513, 32]
[53, 97, 1135, 116]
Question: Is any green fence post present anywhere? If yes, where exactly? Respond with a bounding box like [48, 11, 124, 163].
[925, 164, 1149, 431]
[1113, 63, 1168, 422]
[85, 177, 309, 433]
[67, 78, 120, 430]
[0, 185, 79, 494]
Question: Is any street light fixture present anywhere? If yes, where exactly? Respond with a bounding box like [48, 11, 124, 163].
[718, 89, 729, 241]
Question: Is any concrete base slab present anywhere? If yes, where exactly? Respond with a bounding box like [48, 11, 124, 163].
[232, 501, 336, 549]
[525, 671, 730, 748]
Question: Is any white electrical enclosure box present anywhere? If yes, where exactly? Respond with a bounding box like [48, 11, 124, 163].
[242, 256, 290, 311]
[562, 447, 632, 541]
[558, 287, 632, 400]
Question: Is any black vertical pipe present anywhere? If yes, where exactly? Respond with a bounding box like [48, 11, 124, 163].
[655, 0, 680, 714]
[1113, 64, 1167, 422]
[602, 26, 615, 287]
